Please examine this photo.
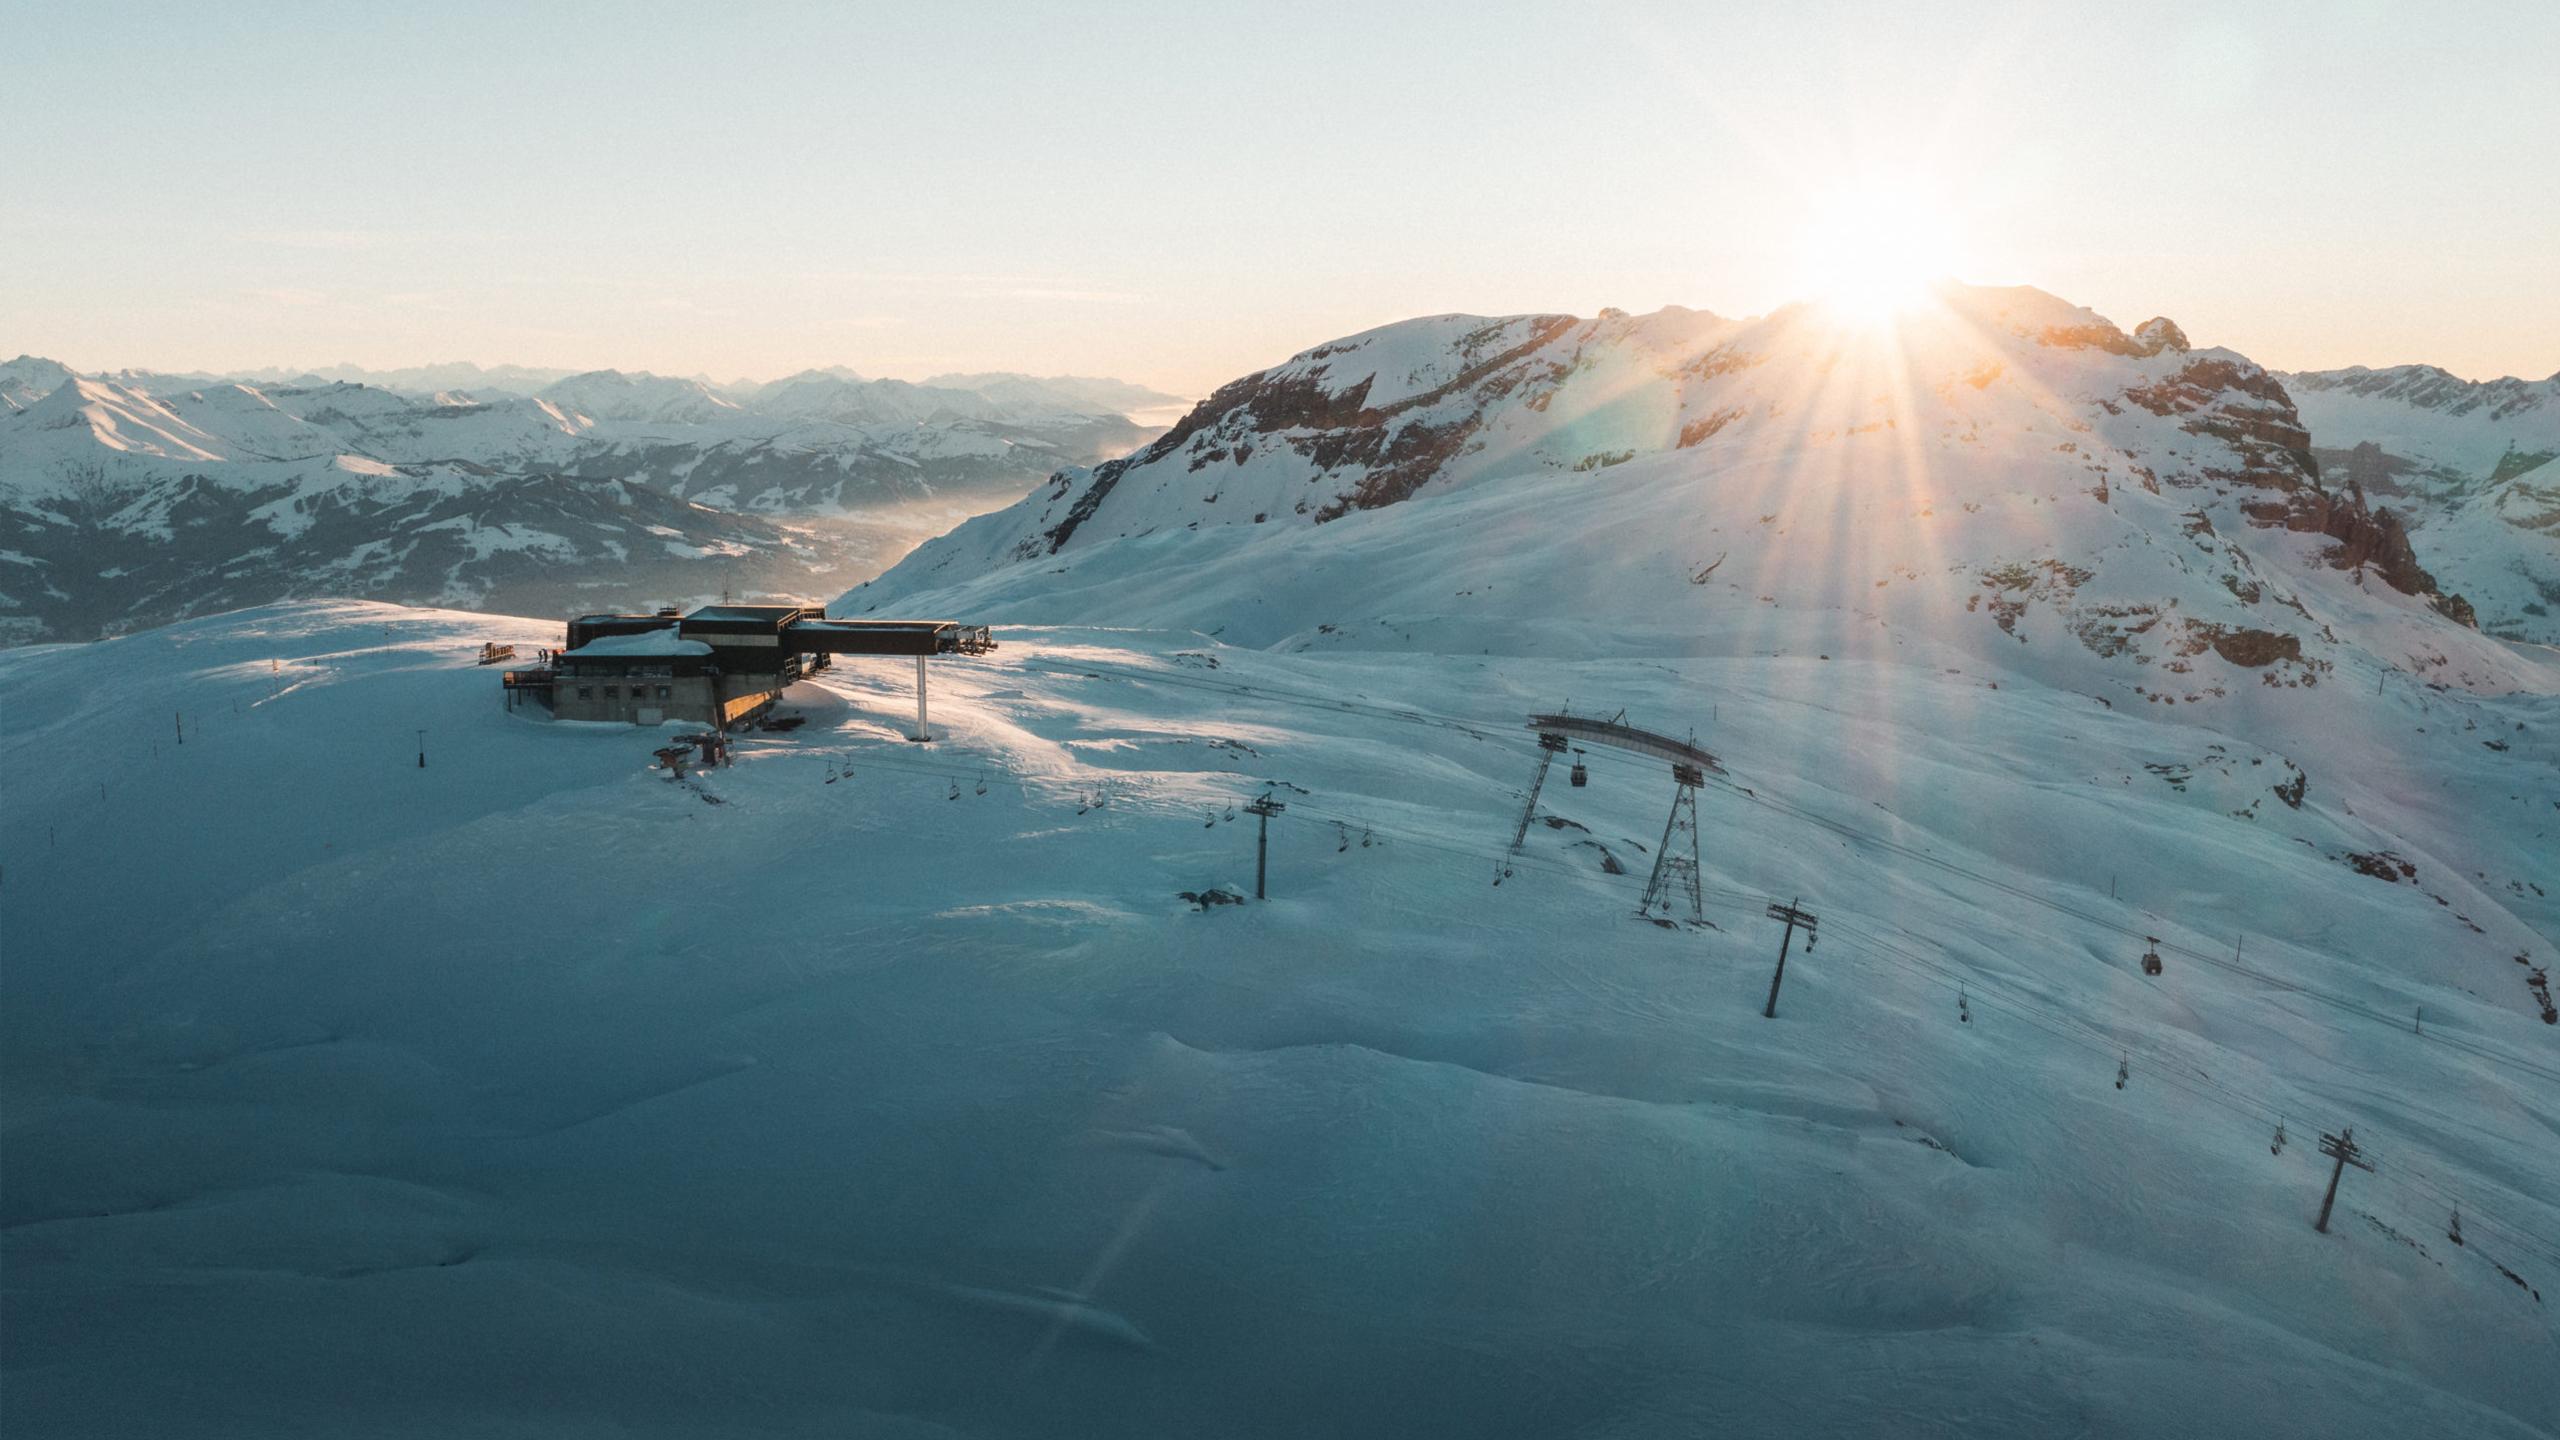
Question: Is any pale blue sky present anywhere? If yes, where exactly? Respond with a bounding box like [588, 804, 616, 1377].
[5, 0, 2553, 390]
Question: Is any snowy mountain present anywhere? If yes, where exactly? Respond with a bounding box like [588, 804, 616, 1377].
[536, 369, 747, 425]
[854, 287, 2508, 694]
[924, 371, 1187, 415]
[2281, 365, 2560, 643]
[0, 365, 1172, 644]
[7, 287, 2558, 1436]
[0, 354, 76, 411]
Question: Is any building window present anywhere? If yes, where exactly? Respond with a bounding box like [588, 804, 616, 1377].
[577, 686, 593, 699]
[656, 685, 672, 699]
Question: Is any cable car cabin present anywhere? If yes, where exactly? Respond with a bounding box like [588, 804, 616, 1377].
[1569, 751, 1589, 787]
[2141, 939, 2164, 976]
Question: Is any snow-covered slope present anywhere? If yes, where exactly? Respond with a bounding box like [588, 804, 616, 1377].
[0, 365, 1171, 644]
[2, 597, 2553, 1437]
[2282, 365, 2560, 644]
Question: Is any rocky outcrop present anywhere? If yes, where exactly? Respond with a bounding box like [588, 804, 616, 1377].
[2242, 474, 2476, 624]
[1038, 315, 1580, 551]
[2134, 318, 2190, 355]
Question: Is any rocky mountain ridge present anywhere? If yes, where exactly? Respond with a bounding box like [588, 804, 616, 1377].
[856, 284, 2524, 705]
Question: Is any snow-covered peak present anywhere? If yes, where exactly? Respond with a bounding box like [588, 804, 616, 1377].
[2283, 363, 2560, 419]
[750, 373, 1008, 426]
[2277, 362, 2560, 493]
[0, 354, 76, 411]
[14, 374, 230, 462]
[853, 282, 2518, 701]
[535, 369, 746, 426]
[922, 371, 1185, 415]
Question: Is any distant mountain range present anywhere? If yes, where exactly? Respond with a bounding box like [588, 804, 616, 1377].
[2277, 366, 2559, 641]
[0, 359, 1182, 645]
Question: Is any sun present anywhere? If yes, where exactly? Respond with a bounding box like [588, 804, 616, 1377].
[1798, 180, 1963, 323]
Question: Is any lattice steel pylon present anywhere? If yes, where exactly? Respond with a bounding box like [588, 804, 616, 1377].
[1639, 761, 1707, 924]
[1508, 733, 1571, 855]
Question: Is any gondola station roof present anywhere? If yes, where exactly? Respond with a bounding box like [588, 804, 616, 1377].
[558, 626, 713, 659]
[783, 618, 994, 657]
[561, 606, 995, 659]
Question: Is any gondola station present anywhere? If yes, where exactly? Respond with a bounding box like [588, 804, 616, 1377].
[501, 603, 994, 737]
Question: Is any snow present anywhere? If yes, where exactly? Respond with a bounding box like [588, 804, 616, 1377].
[2284, 367, 2560, 484]
[19, 375, 230, 462]
[2, 596, 2554, 1437]
[2280, 366, 2560, 644]
[6, 290, 2556, 1434]
[560, 623, 710, 656]
[660, 537, 753, 560]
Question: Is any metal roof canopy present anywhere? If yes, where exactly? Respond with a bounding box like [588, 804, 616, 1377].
[783, 618, 996, 657]
[685, 604, 817, 632]
[1527, 713, 1724, 776]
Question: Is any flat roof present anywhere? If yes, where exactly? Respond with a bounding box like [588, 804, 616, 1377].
[783, 618, 988, 656]
[687, 604, 811, 622]
[561, 626, 713, 659]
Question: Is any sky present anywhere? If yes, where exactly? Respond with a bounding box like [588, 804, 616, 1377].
[3, 0, 2555, 394]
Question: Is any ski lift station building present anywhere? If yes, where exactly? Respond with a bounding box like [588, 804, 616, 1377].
[502, 603, 994, 733]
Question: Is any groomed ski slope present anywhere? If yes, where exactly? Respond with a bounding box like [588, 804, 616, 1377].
[4, 601, 2556, 1438]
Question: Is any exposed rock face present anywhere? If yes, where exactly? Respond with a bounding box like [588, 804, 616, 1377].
[2028, 312, 2186, 360]
[2180, 622, 2303, 668]
[2242, 474, 2476, 624]
[858, 283, 2515, 696]
[2036, 320, 2153, 357]
[1035, 315, 1580, 553]
[2277, 363, 2559, 643]
[2134, 317, 2191, 355]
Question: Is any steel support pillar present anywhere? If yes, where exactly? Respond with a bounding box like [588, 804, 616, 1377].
[1510, 734, 1568, 853]
[1638, 762, 1706, 924]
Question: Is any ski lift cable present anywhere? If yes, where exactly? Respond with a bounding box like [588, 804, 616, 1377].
[1817, 926, 2560, 1270]
[1700, 775, 2560, 1085]
[1818, 930, 2560, 1269]
[1014, 650, 2558, 1081]
[852, 655, 2560, 1086]
[795, 691, 2560, 1273]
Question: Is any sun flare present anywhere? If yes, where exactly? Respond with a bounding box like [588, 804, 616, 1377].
[1799, 180, 1963, 323]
